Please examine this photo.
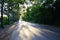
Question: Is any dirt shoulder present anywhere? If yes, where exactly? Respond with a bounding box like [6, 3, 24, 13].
[0, 23, 16, 40]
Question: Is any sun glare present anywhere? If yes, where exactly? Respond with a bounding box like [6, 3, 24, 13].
[16, 21, 55, 40]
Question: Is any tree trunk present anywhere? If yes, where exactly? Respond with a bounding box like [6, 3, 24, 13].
[1, 0, 4, 28]
[7, 3, 10, 24]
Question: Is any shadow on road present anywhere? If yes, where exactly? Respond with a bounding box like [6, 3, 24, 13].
[9, 21, 60, 40]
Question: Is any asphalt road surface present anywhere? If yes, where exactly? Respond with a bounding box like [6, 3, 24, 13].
[9, 20, 60, 40]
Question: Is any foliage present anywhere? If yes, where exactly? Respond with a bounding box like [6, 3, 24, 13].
[0, 16, 10, 26]
[0, 0, 22, 27]
[22, 0, 60, 26]
[9, 12, 20, 22]
[5, 0, 25, 4]
[3, 17, 8, 25]
[4, 0, 21, 24]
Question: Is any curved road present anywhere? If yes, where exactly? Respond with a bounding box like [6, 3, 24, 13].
[9, 20, 60, 40]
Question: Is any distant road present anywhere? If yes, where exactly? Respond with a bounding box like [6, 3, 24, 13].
[9, 20, 60, 40]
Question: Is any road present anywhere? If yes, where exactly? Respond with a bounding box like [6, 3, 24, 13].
[9, 20, 60, 40]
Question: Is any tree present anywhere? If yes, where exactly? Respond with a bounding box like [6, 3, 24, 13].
[0, 0, 4, 28]
[22, 0, 60, 26]
[4, 0, 25, 24]
[0, 0, 25, 27]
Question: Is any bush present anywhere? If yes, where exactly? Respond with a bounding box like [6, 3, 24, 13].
[9, 12, 20, 22]
[3, 17, 8, 25]
[0, 16, 8, 26]
[0, 16, 13, 26]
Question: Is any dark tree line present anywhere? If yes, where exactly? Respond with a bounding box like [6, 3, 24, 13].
[22, 0, 60, 26]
